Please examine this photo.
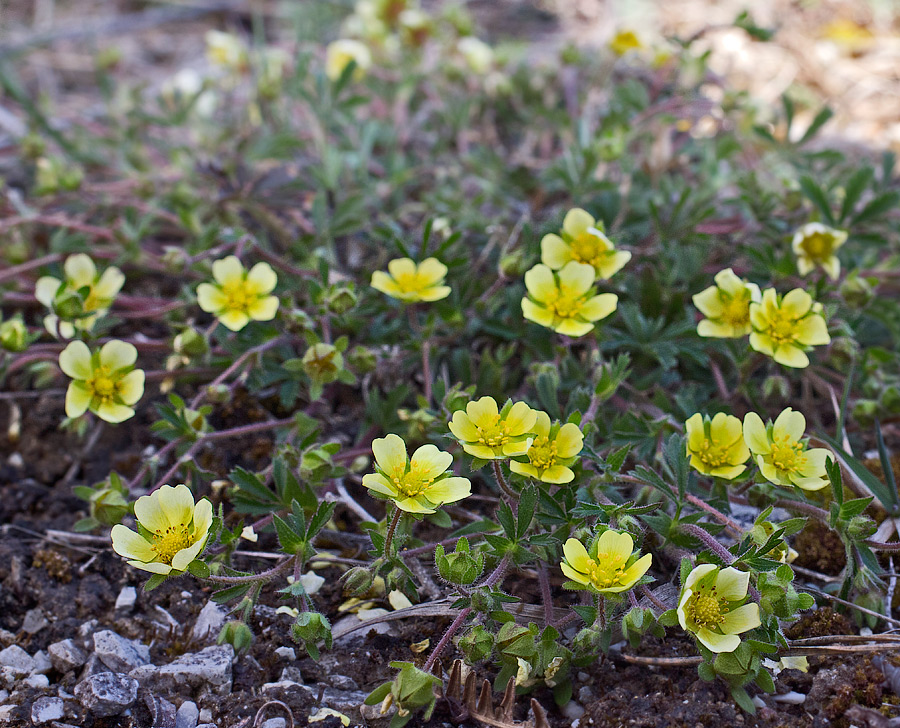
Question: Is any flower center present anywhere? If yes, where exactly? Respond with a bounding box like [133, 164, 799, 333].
[690, 593, 726, 629]
[696, 438, 730, 469]
[546, 286, 583, 319]
[393, 272, 428, 294]
[721, 294, 750, 327]
[222, 280, 253, 312]
[476, 415, 512, 449]
[770, 435, 806, 473]
[800, 232, 832, 260]
[87, 366, 119, 402]
[392, 461, 435, 497]
[527, 436, 558, 470]
[570, 231, 611, 270]
[585, 555, 626, 590]
[767, 310, 799, 345]
[151, 524, 194, 564]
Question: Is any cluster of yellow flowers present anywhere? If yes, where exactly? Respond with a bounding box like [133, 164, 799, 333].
[686, 407, 830, 491]
[47, 253, 280, 423]
[694, 268, 830, 368]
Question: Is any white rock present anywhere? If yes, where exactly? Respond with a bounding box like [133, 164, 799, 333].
[261, 719, 285, 728]
[130, 645, 234, 695]
[198, 708, 213, 723]
[22, 608, 48, 634]
[75, 673, 138, 717]
[0, 645, 34, 675]
[115, 586, 137, 611]
[93, 630, 150, 673]
[30, 696, 64, 724]
[562, 701, 585, 720]
[0, 705, 17, 722]
[176, 700, 199, 728]
[0, 689, 7, 703]
[273, 647, 295, 661]
[48, 640, 87, 673]
[773, 691, 806, 705]
[30, 650, 52, 675]
[191, 602, 227, 643]
[24, 674, 50, 689]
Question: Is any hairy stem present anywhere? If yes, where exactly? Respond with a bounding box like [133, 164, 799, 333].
[681, 523, 735, 565]
[491, 460, 517, 501]
[383, 506, 403, 559]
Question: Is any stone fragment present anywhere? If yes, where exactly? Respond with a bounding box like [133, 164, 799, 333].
[261, 719, 285, 728]
[48, 640, 88, 673]
[30, 650, 52, 675]
[273, 647, 295, 661]
[75, 673, 138, 717]
[22, 608, 48, 634]
[24, 673, 50, 689]
[130, 645, 233, 695]
[190, 602, 227, 643]
[198, 708, 213, 723]
[30, 696, 64, 724]
[0, 645, 34, 675]
[115, 586, 137, 611]
[175, 700, 199, 728]
[93, 630, 150, 673]
[139, 692, 177, 728]
[327, 675, 358, 691]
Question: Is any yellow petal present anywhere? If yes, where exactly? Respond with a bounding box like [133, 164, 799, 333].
[504, 402, 537, 436]
[35, 276, 63, 307]
[415, 285, 451, 302]
[562, 538, 592, 573]
[555, 423, 584, 458]
[554, 318, 595, 337]
[773, 344, 809, 369]
[560, 561, 589, 585]
[794, 315, 830, 346]
[158, 484, 195, 529]
[416, 258, 448, 285]
[522, 298, 554, 328]
[616, 552, 652, 589]
[448, 411, 479, 441]
[773, 408, 805, 443]
[822, 256, 840, 281]
[371, 271, 401, 297]
[247, 295, 279, 321]
[710, 412, 743, 447]
[372, 434, 408, 474]
[134, 491, 170, 533]
[579, 293, 617, 322]
[692, 286, 724, 318]
[749, 332, 774, 356]
[523, 264, 556, 301]
[218, 310, 251, 331]
[196, 283, 227, 313]
[557, 261, 595, 297]
[362, 473, 399, 498]
[192, 498, 214, 541]
[171, 538, 206, 571]
[128, 560, 173, 575]
[685, 414, 706, 452]
[65, 382, 92, 418]
[597, 530, 633, 565]
[59, 341, 93, 380]
[743, 412, 770, 454]
[64, 254, 97, 289]
[118, 370, 145, 406]
[466, 397, 499, 428]
[409, 444, 452, 479]
[781, 289, 812, 319]
[94, 267, 125, 299]
[698, 319, 740, 338]
[394, 496, 435, 514]
[246, 262, 277, 294]
[387, 258, 417, 280]
[562, 208, 595, 237]
[99, 340, 137, 370]
[540, 234, 571, 269]
[537, 465, 574, 484]
[596, 250, 631, 279]
[695, 627, 740, 653]
[715, 567, 750, 601]
[212, 256, 245, 286]
[423, 476, 471, 505]
[683, 563, 716, 592]
[111, 525, 156, 562]
[719, 603, 760, 634]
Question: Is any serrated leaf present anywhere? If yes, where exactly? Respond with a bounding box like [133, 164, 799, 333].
[517, 485, 537, 538]
[798, 175, 834, 225]
[798, 106, 833, 145]
[273, 514, 305, 554]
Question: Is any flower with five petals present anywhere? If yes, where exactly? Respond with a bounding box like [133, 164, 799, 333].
[560, 530, 652, 595]
[541, 209, 631, 280]
[196, 256, 279, 332]
[448, 396, 537, 460]
[743, 408, 830, 491]
[677, 564, 760, 653]
[510, 411, 583, 483]
[59, 340, 144, 423]
[522, 261, 617, 337]
[749, 288, 830, 368]
[371, 257, 451, 303]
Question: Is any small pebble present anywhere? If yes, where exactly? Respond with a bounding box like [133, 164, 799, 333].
[273, 647, 295, 661]
[176, 700, 199, 728]
[31, 696, 64, 724]
[261, 718, 285, 728]
[198, 708, 213, 723]
[30, 650, 52, 675]
[0, 645, 35, 675]
[562, 701, 585, 720]
[773, 691, 806, 705]
[24, 674, 50, 689]
[22, 608, 48, 635]
[115, 586, 137, 611]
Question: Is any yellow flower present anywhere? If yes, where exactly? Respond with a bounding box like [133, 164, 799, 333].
[743, 408, 830, 491]
[522, 262, 617, 338]
[685, 412, 750, 480]
[792, 222, 847, 280]
[325, 39, 372, 81]
[448, 396, 537, 460]
[59, 340, 145, 423]
[205, 30, 249, 72]
[111, 484, 212, 575]
[510, 411, 583, 484]
[749, 288, 830, 368]
[370, 257, 450, 302]
[362, 433, 471, 513]
[692, 268, 761, 338]
[560, 531, 652, 595]
[541, 209, 631, 280]
[609, 30, 645, 56]
[196, 256, 279, 332]
[677, 565, 760, 653]
[457, 37, 494, 74]
[35, 253, 124, 339]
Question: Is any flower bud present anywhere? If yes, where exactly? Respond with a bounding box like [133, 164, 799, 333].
[291, 611, 333, 660]
[847, 515, 877, 540]
[346, 345, 376, 374]
[173, 327, 208, 358]
[161, 246, 189, 272]
[499, 250, 527, 278]
[840, 275, 874, 309]
[0, 316, 28, 352]
[324, 285, 358, 315]
[217, 620, 254, 654]
[762, 374, 791, 400]
[342, 566, 376, 596]
[434, 538, 484, 585]
[205, 384, 231, 403]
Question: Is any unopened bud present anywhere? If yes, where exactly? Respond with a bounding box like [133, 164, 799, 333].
[218, 620, 253, 654]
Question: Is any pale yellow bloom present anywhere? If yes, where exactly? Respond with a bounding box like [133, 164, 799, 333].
[685, 412, 750, 480]
[541, 209, 631, 280]
[59, 340, 144, 423]
[370, 258, 450, 302]
[522, 262, 617, 338]
[692, 269, 761, 338]
[749, 288, 830, 368]
[678, 565, 760, 653]
[743, 408, 830, 491]
[609, 30, 645, 56]
[510, 411, 583, 484]
[448, 396, 537, 460]
[457, 37, 493, 74]
[325, 39, 372, 81]
[205, 30, 249, 72]
[196, 256, 279, 332]
[792, 223, 847, 280]
[35, 253, 124, 339]
[362, 433, 471, 513]
[560, 531, 652, 595]
[111, 484, 212, 575]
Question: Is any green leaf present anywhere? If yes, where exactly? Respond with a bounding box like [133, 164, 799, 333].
[840, 497, 873, 519]
[571, 605, 597, 625]
[797, 106, 833, 145]
[852, 190, 900, 226]
[839, 166, 873, 222]
[605, 444, 632, 474]
[187, 560, 210, 578]
[497, 502, 516, 539]
[817, 432, 900, 513]
[698, 661, 716, 682]
[307, 500, 338, 539]
[629, 465, 677, 503]
[144, 574, 167, 592]
[798, 175, 834, 225]
[517, 485, 538, 538]
[365, 682, 392, 706]
[730, 685, 756, 715]
[875, 420, 898, 499]
[211, 583, 252, 604]
[273, 514, 306, 554]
